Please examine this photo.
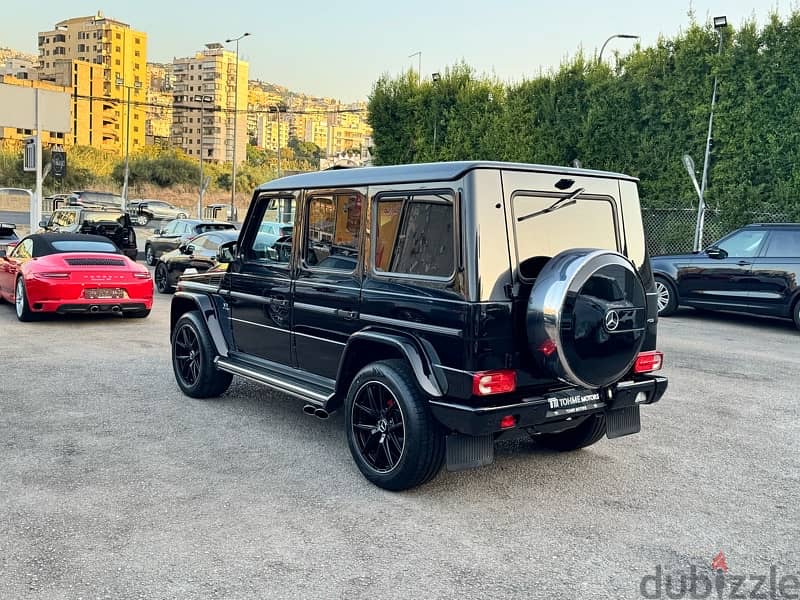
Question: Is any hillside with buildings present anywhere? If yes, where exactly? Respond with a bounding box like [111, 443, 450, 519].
[0, 11, 372, 169]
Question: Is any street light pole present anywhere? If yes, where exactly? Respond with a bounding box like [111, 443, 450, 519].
[194, 95, 212, 219]
[598, 33, 639, 64]
[409, 51, 421, 81]
[117, 78, 141, 213]
[275, 106, 282, 178]
[693, 16, 727, 252]
[224, 32, 251, 222]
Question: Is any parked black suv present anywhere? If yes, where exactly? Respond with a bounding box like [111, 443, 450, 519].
[40, 207, 138, 260]
[652, 223, 800, 329]
[169, 162, 667, 490]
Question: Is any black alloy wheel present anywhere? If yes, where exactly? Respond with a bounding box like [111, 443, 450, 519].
[171, 311, 232, 398]
[344, 360, 445, 491]
[145, 244, 155, 266]
[351, 381, 406, 473]
[793, 299, 800, 331]
[155, 262, 174, 293]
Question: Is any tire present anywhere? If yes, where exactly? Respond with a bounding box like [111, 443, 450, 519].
[792, 298, 800, 331]
[124, 309, 151, 318]
[345, 359, 445, 491]
[171, 311, 232, 398]
[654, 276, 678, 317]
[177, 213, 188, 220]
[155, 262, 174, 294]
[144, 244, 156, 266]
[532, 414, 607, 451]
[14, 277, 37, 322]
[136, 213, 150, 226]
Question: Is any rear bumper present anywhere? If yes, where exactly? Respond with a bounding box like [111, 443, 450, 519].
[429, 375, 668, 436]
[54, 301, 149, 314]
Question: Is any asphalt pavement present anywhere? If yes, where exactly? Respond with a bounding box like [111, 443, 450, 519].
[0, 297, 798, 599]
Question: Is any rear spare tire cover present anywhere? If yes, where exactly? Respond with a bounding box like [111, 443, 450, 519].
[527, 249, 647, 389]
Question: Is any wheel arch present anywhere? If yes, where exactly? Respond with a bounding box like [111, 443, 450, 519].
[331, 329, 446, 412]
[170, 291, 229, 357]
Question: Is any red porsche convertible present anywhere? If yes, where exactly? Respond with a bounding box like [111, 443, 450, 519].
[0, 233, 153, 321]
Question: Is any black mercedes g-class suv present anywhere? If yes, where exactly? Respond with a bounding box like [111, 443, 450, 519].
[169, 162, 667, 490]
[40, 207, 138, 260]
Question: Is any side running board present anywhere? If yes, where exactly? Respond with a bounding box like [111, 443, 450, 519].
[214, 357, 333, 407]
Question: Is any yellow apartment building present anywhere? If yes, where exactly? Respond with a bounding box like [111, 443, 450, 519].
[37, 11, 148, 154]
[255, 114, 290, 152]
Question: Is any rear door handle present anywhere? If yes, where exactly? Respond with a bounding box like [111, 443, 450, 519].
[335, 309, 359, 321]
[737, 260, 751, 266]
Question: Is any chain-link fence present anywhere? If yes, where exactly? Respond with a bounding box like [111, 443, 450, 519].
[642, 208, 793, 256]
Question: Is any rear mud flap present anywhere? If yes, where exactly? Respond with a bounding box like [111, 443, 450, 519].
[446, 434, 494, 471]
[606, 405, 641, 439]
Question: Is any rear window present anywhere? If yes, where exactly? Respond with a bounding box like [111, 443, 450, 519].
[83, 211, 127, 225]
[51, 240, 119, 253]
[196, 223, 236, 233]
[511, 192, 620, 281]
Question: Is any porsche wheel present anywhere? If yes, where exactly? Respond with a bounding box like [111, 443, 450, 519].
[15, 277, 36, 322]
[155, 263, 174, 294]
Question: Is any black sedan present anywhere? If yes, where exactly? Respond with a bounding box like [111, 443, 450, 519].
[651, 223, 800, 329]
[144, 219, 237, 266]
[154, 230, 239, 293]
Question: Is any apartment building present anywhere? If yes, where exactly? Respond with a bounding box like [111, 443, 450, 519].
[0, 75, 70, 146]
[2, 58, 39, 80]
[171, 44, 248, 165]
[255, 114, 289, 152]
[146, 63, 173, 145]
[37, 11, 148, 154]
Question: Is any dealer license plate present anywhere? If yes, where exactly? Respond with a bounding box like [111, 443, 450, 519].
[544, 389, 606, 417]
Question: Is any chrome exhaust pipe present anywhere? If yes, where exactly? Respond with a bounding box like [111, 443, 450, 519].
[302, 405, 317, 416]
[111, 305, 121, 313]
[89, 305, 100, 313]
[313, 408, 329, 420]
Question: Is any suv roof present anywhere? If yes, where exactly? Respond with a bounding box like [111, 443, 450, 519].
[745, 223, 800, 228]
[256, 161, 639, 192]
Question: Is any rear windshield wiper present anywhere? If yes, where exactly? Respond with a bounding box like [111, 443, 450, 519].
[516, 187, 586, 222]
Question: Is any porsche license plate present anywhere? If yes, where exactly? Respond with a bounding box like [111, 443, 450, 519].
[84, 288, 126, 299]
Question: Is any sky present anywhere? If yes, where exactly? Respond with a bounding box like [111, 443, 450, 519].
[1, 0, 792, 102]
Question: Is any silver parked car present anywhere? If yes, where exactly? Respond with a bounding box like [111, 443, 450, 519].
[129, 199, 189, 226]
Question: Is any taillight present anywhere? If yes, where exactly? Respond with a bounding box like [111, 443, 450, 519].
[39, 272, 70, 279]
[633, 351, 663, 373]
[499, 415, 518, 429]
[472, 370, 516, 396]
[133, 272, 151, 279]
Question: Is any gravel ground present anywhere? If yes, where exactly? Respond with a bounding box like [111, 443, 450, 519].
[0, 297, 798, 599]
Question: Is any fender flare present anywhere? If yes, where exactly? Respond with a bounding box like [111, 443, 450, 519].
[170, 291, 229, 357]
[335, 329, 446, 399]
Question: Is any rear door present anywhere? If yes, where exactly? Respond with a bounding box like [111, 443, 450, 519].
[293, 190, 365, 379]
[747, 227, 800, 316]
[226, 193, 297, 366]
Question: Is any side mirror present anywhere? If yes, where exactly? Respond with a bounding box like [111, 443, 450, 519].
[705, 246, 727, 259]
[39, 219, 49, 228]
[153, 228, 162, 235]
[217, 240, 237, 263]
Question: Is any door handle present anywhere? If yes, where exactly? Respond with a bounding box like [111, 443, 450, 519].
[335, 309, 359, 321]
[737, 261, 751, 266]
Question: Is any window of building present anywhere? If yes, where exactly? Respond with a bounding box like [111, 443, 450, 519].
[116, 33, 121, 39]
[115, 46, 120, 52]
[115, 59, 120, 65]
[134, 50, 140, 57]
[135, 38, 141, 44]
[133, 126, 139, 133]
[188, 149, 192, 155]
[374, 192, 455, 278]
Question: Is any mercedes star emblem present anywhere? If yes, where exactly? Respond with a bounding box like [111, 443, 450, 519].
[605, 310, 620, 332]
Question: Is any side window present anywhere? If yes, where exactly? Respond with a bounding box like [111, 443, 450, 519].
[304, 193, 362, 271]
[763, 230, 800, 258]
[374, 193, 455, 278]
[163, 221, 177, 235]
[13, 238, 33, 259]
[716, 229, 767, 258]
[246, 195, 297, 265]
